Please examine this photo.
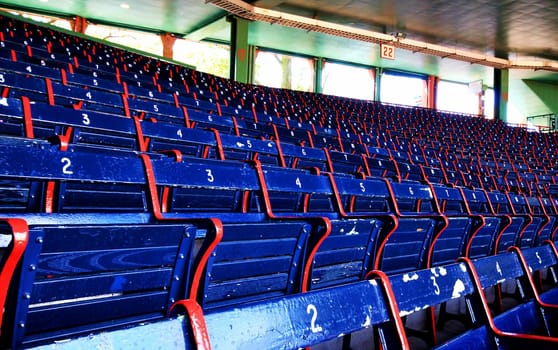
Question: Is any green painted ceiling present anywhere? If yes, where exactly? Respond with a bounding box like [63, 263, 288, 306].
[0, 0, 557, 86]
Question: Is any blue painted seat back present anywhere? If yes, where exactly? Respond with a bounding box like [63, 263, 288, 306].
[217, 134, 281, 165]
[429, 184, 472, 266]
[0, 70, 50, 104]
[310, 218, 383, 290]
[0, 57, 61, 81]
[0, 97, 139, 150]
[331, 175, 392, 214]
[472, 252, 525, 290]
[422, 165, 446, 184]
[259, 165, 335, 215]
[140, 120, 218, 158]
[280, 143, 328, 171]
[255, 166, 388, 292]
[60, 86, 124, 115]
[508, 193, 544, 248]
[390, 262, 477, 320]
[9, 223, 196, 349]
[25, 276, 408, 350]
[151, 157, 260, 216]
[377, 181, 440, 274]
[200, 221, 310, 310]
[327, 149, 365, 175]
[0, 139, 148, 213]
[365, 157, 399, 179]
[526, 196, 556, 245]
[204, 277, 404, 349]
[487, 191, 526, 253]
[65, 72, 123, 94]
[397, 161, 423, 182]
[462, 188, 501, 258]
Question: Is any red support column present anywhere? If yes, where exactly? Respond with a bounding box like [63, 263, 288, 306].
[71, 16, 88, 34]
[427, 75, 438, 109]
[161, 33, 177, 60]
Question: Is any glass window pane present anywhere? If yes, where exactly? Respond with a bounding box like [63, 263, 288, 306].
[0, 9, 72, 30]
[436, 80, 479, 115]
[254, 50, 314, 92]
[483, 88, 495, 119]
[321, 61, 375, 100]
[380, 72, 427, 107]
[85, 24, 163, 56]
[173, 39, 230, 78]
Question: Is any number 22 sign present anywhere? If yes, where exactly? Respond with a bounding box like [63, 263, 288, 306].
[380, 43, 395, 60]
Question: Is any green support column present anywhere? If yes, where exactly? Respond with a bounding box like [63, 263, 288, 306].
[314, 58, 323, 94]
[375, 67, 382, 102]
[229, 16, 250, 84]
[494, 68, 509, 122]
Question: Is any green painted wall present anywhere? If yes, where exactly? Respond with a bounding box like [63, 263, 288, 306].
[524, 80, 558, 113]
[507, 72, 558, 124]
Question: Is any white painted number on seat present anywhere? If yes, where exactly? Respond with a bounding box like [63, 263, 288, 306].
[61, 157, 73, 175]
[206, 169, 214, 183]
[81, 113, 90, 125]
[307, 304, 323, 333]
[430, 275, 441, 295]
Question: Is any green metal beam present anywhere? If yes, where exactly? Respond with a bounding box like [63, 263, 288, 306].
[375, 67, 382, 101]
[494, 68, 509, 122]
[314, 58, 323, 93]
[230, 16, 250, 83]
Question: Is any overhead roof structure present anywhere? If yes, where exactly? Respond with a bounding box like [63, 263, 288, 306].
[0, 0, 557, 84]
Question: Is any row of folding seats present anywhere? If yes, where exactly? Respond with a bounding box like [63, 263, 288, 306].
[22, 238, 558, 349]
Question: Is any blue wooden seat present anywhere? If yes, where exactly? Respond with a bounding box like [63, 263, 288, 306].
[463, 249, 558, 349]
[125, 95, 183, 121]
[326, 149, 366, 175]
[280, 142, 328, 171]
[0, 138, 207, 347]
[1, 97, 138, 150]
[216, 133, 282, 166]
[185, 108, 238, 135]
[390, 261, 482, 347]
[535, 196, 558, 244]
[139, 120, 218, 159]
[517, 243, 558, 299]
[460, 188, 501, 258]
[367, 146, 391, 159]
[0, 70, 49, 103]
[396, 160, 423, 182]
[139, 157, 322, 309]
[507, 193, 545, 248]
[487, 191, 527, 254]
[428, 184, 472, 267]
[0, 137, 149, 213]
[274, 125, 312, 146]
[0, 57, 61, 81]
[363, 156, 400, 180]
[254, 165, 385, 291]
[64, 72, 123, 94]
[49, 80, 125, 114]
[5, 222, 196, 349]
[392, 251, 558, 349]
[26, 272, 409, 350]
[422, 165, 446, 184]
[377, 180, 443, 274]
